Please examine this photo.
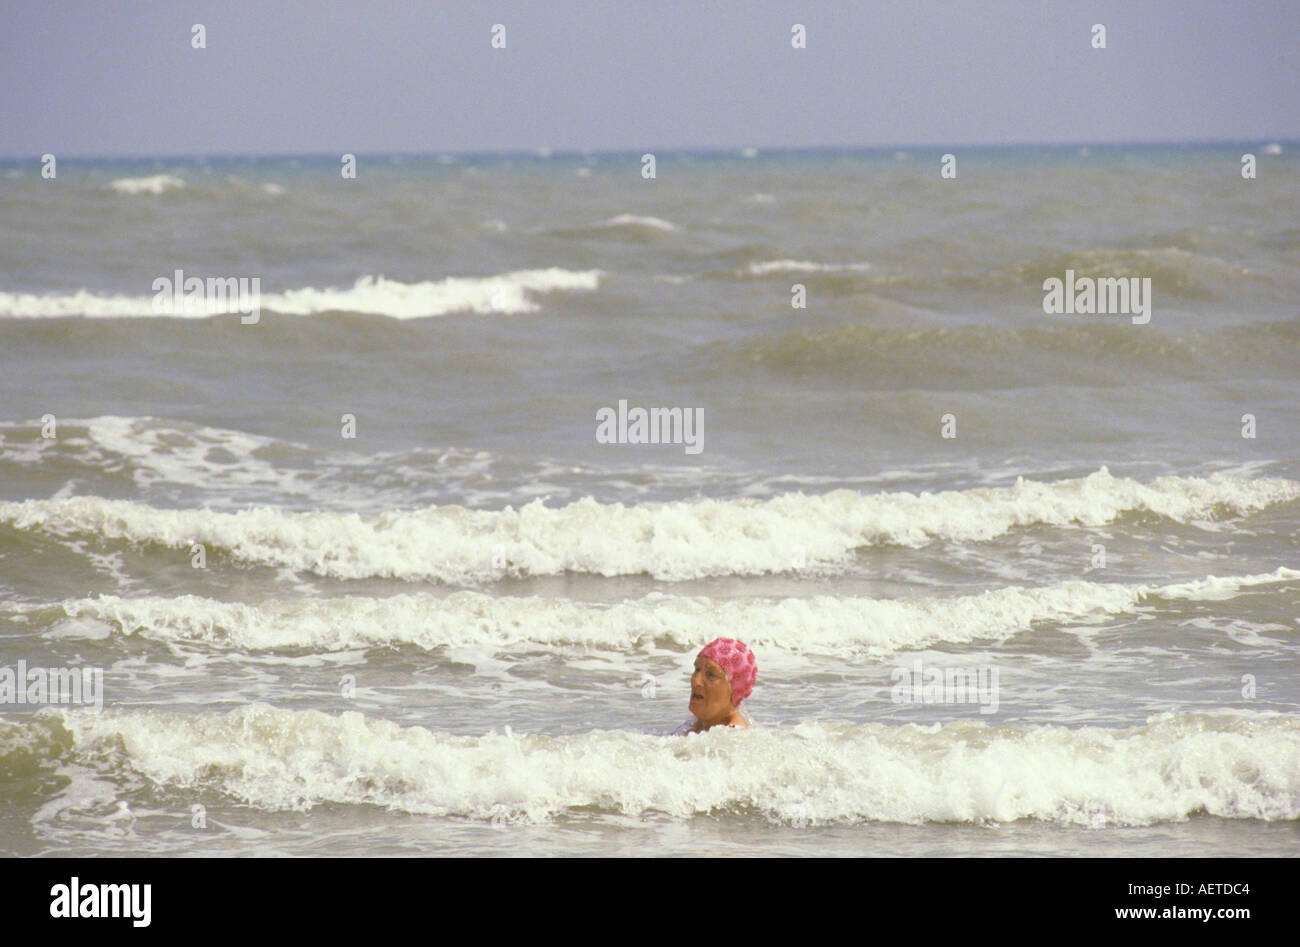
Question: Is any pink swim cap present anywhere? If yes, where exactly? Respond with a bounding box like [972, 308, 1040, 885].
[698, 638, 757, 706]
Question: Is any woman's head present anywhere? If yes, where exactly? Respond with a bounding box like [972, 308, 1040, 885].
[689, 638, 757, 723]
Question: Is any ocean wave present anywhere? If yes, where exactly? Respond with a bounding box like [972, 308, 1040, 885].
[22, 568, 1300, 655]
[107, 174, 185, 195]
[543, 214, 678, 240]
[1, 469, 1295, 582]
[0, 415, 965, 511]
[717, 320, 1300, 386]
[705, 244, 1286, 302]
[740, 259, 872, 276]
[11, 706, 1296, 825]
[1158, 568, 1300, 601]
[12, 415, 310, 493]
[0, 415, 504, 497]
[600, 214, 677, 232]
[963, 247, 1271, 299]
[0, 269, 602, 319]
[261, 269, 601, 317]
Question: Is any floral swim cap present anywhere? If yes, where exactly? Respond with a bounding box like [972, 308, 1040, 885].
[698, 638, 757, 706]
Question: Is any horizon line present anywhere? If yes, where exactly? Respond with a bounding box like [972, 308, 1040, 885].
[2, 136, 1295, 163]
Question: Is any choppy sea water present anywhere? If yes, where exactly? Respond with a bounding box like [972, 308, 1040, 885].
[1, 145, 1298, 856]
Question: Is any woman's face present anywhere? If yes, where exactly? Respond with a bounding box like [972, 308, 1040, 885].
[690, 655, 733, 722]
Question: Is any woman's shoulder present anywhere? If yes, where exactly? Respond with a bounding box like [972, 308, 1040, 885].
[669, 715, 756, 735]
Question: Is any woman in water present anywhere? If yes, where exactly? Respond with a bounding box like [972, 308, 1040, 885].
[673, 637, 757, 734]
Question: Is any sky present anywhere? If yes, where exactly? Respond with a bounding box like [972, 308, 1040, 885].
[1, 0, 1296, 158]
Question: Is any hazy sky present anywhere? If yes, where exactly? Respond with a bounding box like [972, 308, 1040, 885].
[2, 0, 1296, 157]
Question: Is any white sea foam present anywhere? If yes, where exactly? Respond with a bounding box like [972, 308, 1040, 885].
[51, 705, 1300, 824]
[0, 415, 322, 502]
[85, 416, 305, 492]
[2, 469, 1294, 582]
[34, 567, 1298, 656]
[742, 259, 872, 276]
[3, 415, 742, 510]
[600, 214, 678, 232]
[108, 174, 185, 195]
[0, 268, 602, 319]
[1158, 566, 1300, 601]
[298, 265, 591, 317]
[0, 289, 193, 319]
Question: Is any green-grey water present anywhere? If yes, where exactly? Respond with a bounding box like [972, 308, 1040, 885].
[1, 145, 1298, 855]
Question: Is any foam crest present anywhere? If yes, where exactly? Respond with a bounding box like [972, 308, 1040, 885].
[0, 269, 601, 319]
[82, 415, 304, 493]
[26, 571, 1232, 655]
[50, 706, 1300, 825]
[29, 567, 1296, 655]
[742, 260, 872, 276]
[107, 175, 185, 195]
[262, 269, 601, 317]
[1, 469, 1294, 582]
[1155, 567, 1300, 600]
[599, 214, 678, 231]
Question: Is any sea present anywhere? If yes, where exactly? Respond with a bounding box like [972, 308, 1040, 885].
[1, 144, 1297, 856]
